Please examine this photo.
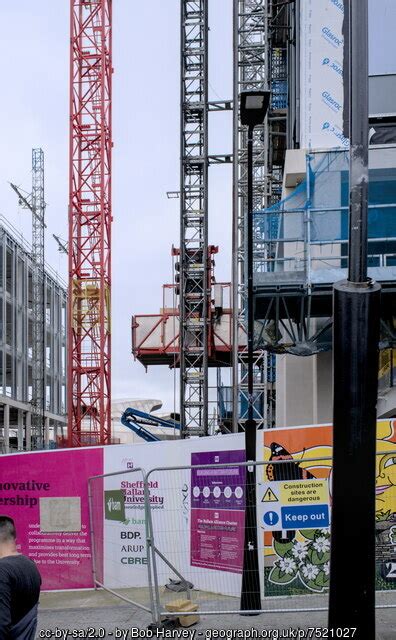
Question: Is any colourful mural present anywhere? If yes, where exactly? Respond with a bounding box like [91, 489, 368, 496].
[262, 421, 396, 595]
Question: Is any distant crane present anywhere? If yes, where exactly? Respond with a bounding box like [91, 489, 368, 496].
[10, 149, 46, 449]
[53, 234, 68, 255]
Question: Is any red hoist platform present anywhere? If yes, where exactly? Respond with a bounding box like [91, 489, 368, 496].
[132, 247, 246, 369]
[68, 0, 113, 446]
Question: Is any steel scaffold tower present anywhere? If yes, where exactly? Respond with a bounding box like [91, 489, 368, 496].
[179, 0, 210, 437]
[11, 149, 46, 448]
[231, 0, 289, 432]
[232, 0, 270, 432]
[68, 0, 112, 446]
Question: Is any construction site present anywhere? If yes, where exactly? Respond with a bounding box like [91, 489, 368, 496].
[0, 1, 395, 452]
[0, 0, 395, 636]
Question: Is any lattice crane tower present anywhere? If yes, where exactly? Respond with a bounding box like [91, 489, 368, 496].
[68, 0, 112, 446]
[31, 149, 46, 448]
[179, 0, 210, 437]
[10, 149, 46, 448]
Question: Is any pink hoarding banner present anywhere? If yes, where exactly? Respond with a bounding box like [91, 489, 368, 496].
[0, 448, 103, 590]
[0, 435, 246, 593]
[191, 507, 245, 573]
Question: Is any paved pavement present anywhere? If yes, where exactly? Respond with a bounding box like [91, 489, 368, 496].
[36, 589, 396, 639]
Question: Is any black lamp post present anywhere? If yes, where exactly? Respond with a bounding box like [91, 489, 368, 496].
[329, 1, 381, 635]
[239, 90, 270, 613]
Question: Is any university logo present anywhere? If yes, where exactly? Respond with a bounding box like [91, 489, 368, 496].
[121, 457, 134, 470]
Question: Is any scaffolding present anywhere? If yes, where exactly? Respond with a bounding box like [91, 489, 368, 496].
[230, 0, 289, 431]
[232, 0, 269, 432]
[253, 148, 396, 354]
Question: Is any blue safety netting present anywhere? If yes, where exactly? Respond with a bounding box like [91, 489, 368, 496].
[254, 149, 396, 274]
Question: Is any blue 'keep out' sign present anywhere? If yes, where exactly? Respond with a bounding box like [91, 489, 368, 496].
[281, 504, 329, 530]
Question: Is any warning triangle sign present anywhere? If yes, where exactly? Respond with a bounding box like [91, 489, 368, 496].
[262, 487, 278, 503]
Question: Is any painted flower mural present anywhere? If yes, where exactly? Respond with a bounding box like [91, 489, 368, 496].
[291, 540, 309, 561]
[269, 528, 331, 592]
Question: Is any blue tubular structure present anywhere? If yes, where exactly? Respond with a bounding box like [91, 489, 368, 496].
[120, 407, 180, 443]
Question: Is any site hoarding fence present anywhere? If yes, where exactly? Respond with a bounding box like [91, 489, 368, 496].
[88, 467, 156, 615]
[88, 457, 396, 626]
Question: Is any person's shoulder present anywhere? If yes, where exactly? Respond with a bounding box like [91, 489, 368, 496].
[18, 554, 36, 564]
[18, 555, 41, 571]
[0, 566, 10, 588]
[0, 556, 14, 580]
[12, 555, 42, 583]
[1, 554, 39, 571]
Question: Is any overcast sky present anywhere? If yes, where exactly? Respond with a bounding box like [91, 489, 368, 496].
[0, 1, 233, 414]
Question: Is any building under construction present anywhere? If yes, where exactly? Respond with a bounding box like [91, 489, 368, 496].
[0, 218, 67, 453]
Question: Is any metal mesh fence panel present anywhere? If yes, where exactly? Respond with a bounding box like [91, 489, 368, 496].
[257, 457, 331, 615]
[146, 456, 396, 618]
[88, 467, 154, 613]
[145, 460, 333, 617]
[147, 462, 247, 616]
[88, 451, 396, 622]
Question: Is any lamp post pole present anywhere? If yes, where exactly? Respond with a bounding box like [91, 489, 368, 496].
[247, 124, 255, 436]
[239, 90, 270, 613]
[240, 122, 261, 613]
[328, 1, 381, 635]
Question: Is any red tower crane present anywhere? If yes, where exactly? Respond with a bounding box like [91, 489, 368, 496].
[68, 0, 113, 446]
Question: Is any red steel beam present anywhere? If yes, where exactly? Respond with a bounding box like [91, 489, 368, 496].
[68, 0, 112, 446]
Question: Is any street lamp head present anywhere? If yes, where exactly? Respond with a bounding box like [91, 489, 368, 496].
[240, 90, 271, 128]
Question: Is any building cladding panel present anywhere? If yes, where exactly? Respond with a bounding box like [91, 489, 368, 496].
[0, 222, 66, 417]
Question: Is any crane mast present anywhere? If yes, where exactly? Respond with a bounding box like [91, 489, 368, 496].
[179, 0, 209, 437]
[31, 149, 46, 448]
[10, 149, 46, 448]
[68, 0, 112, 446]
